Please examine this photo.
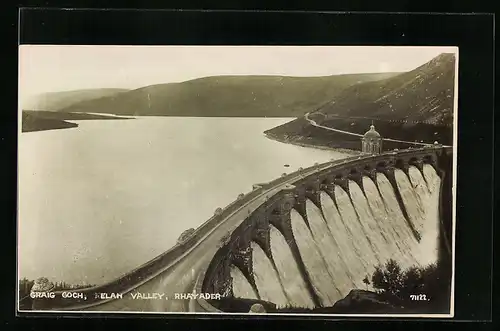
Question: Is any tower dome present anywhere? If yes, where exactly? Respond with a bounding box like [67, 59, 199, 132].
[361, 123, 383, 154]
[363, 124, 381, 138]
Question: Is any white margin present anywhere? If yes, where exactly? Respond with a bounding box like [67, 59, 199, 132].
[450, 46, 459, 318]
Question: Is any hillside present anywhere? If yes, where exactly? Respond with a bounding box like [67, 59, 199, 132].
[265, 53, 456, 150]
[317, 53, 456, 125]
[23, 88, 129, 111]
[59, 73, 399, 117]
[22, 111, 77, 132]
[21, 110, 132, 132]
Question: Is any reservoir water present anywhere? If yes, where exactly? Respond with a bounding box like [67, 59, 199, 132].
[18, 117, 351, 285]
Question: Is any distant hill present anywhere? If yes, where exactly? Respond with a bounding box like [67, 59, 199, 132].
[22, 111, 77, 132]
[21, 110, 132, 132]
[265, 53, 456, 150]
[23, 88, 130, 111]
[59, 73, 399, 117]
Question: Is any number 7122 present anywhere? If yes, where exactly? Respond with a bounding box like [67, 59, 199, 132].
[410, 294, 428, 301]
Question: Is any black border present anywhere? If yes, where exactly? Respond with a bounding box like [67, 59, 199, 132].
[5, 7, 495, 329]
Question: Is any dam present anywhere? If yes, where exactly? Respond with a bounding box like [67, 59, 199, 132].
[27, 146, 453, 314]
[197, 146, 453, 313]
[229, 164, 441, 308]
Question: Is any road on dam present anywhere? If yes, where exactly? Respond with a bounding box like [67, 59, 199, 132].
[83, 161, 345, 312]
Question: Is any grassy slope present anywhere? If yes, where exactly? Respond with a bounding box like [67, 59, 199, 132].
[59, 73, 399, 117]
[318, 53, 456, 124]
[24, 88, 130, 111]
[266, 53, 456, 149]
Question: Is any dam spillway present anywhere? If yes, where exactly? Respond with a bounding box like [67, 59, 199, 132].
[230, 165, 442, 308]
[269, 225, 315, 308]
[230, 266, 258, 300]
[248, 242, 289, 307]
[291, 207, 339, 306]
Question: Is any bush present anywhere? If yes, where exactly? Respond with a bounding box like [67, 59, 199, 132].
[371, 259, 404, 298]
[371, 259, 445, 309]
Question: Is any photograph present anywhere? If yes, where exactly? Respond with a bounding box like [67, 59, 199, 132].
[17, 45, 457, 316]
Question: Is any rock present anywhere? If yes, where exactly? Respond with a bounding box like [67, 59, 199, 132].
[249, 303, 266, 313]
[31, 277, 54, 293]
[332, 290, 401, 313]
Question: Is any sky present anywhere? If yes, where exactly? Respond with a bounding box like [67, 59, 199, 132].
[19, 45, 457, 105]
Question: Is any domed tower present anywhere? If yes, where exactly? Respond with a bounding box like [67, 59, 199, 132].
[361, 123, 383, 154]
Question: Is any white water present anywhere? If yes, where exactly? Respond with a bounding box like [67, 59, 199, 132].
[419, 165, 441, 265]
[334, 186, 380, 272]
[250, 242, 288, 307]
[321, 192, 366, 287]
[291, 207, 339, 306]
[409, 167, 431, 209]
[304, 199, 356, 298]
[362, 176, 418, 269]
[395, 169, 427, 235]
[269, 225, 315, 308]
[348, 181, 386, 265]
[238, 166, 442, 308]
[423, 165, 441, 195]
[376, 173, 422, 264]
[230, 266, 258, 300]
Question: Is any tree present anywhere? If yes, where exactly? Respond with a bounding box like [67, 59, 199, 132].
[399, 266, 423, 299]
[371, 259, 445, 310]
[371, 259, 404, 298]
[420, 263, 441, 300]
[362, 275, 370, 290]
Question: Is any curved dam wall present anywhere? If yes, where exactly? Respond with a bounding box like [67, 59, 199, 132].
[196, 146, 453, 311]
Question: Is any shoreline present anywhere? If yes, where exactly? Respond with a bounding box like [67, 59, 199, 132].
[264, 133, 361, 156]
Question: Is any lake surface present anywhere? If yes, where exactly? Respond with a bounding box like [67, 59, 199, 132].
[18, 117, 351, 285]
